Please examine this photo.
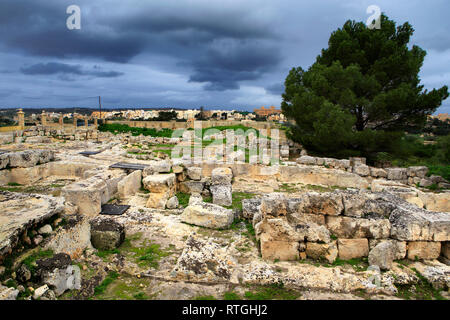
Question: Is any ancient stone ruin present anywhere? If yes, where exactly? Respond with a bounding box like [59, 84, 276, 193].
[0, 122, 449, 300]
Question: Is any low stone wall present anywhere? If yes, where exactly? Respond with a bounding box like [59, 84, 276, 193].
[62, 170, 126, 216]
[0, 160, 100, 185]
[173, 160, 370, 189]
[296, 155, 449, 189]
[10, 125, 103, 142]
[245, 190, 449, 270]
[0, 149, 55, 169]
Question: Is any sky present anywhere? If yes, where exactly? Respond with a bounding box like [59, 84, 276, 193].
[0, 0, 449, 113]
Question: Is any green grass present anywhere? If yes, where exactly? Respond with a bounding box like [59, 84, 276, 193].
[133, 292, 149, 300]
[22, 249, 54, 274]
[0, 186, 22, 192]
[223, 291, 241, 300]
[275, 183, 300, 193]
[395, 268, 446, 300]
[149, 143, 176, 148]
[203, 195, 212, 203]
[94, 271, 119, 295]
[7, 182, 22, 186]
[194, 295, 217, 300]
[304, 184, 345, 192]
[121, 238, 172, 269]
[98, 123, 173, 137]
[96, 248, 121, 259]
[228, 218, 256, 243]
[95, 233, 171, 270]
[330, 257, 368, 272]
[386, 134, 450, 181]
[176, 192, 190, 208]
[244, 282, 300, 300]
[224, 192, 256, 211]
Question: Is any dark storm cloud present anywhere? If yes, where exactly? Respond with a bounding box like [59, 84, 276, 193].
[188, 40, 282, 91]
[265, 83, 285, 95]
[20, 62, 123, 78]
[0, 0, 448, 111]
[9, 30, 145, 63]
[0, 0, 145, 63]
[0, 0, 281, 90]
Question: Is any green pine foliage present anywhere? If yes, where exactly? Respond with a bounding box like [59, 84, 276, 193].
[282, 14, 449, 162]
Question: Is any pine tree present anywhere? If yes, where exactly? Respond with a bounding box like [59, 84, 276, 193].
[282, 14, 448, 159]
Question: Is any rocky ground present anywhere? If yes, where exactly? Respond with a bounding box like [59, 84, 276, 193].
[0, 129, 449, 300]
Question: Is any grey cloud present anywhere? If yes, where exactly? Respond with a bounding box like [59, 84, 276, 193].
[0, 0, 281, 90]
[0, 0, 448, 112]
[188, 39, 282, 90]
[20, 62, 123, 78]
[265, 83, 284, 95]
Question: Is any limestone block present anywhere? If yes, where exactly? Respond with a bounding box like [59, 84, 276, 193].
[211, 167, 233, 185]
[407, 241, 441, 260]
[327, 216, 391, 239]
[306, 241, 338, 263]
[143, 173, 176, 193]
[187, 166, 202, 180]
[118, 170, 142, 198]
[180, 202, 234, 229]
[210, 184, 232, 206]
[338, 238, 369, 260]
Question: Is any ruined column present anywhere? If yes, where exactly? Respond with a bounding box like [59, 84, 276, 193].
[17, 108, 25, 129]
[41, 110, 47, 126]
[84, 116, 88, 128]
[94, 117, 98, 127]
[59, 114, 64, 128]
[73, 114, 77, 128]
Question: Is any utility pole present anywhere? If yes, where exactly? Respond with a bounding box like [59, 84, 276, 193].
[99, 96, 102, 125]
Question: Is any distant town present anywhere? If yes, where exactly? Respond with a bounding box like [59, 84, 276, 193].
[0, 106, 287, 126]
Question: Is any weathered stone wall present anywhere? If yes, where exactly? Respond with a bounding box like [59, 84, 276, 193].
[61, 170, 126, 216]
[296, 155, 449, 189]
[248, 190, 450, 270]
[0, 160, 99, 185]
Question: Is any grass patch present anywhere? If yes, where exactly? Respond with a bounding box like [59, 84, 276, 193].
[133, 292, 149, 300]
[149, 143, 176, 149]
[94, 271, 119, 296]
[120, 237, 172, 269]
[395, 268, 446, 300]
[275, 183, 300, 193]
[98, 123, 173, 138]
[224, 192, 256, 211]
[21, 249, 54, 274]
[203, 195, 212, 203]
[304, 184, 344, 192]
[224, 291, 241, 300]
[0, 186, 22, 192]
[96, 248, 120, 259]
[229, 218, 256, 243]
[194, 295, 217, 300]
[176, 192, 190, 208]
[244, 282, 300, 300]
[331, 257, 368, 272]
